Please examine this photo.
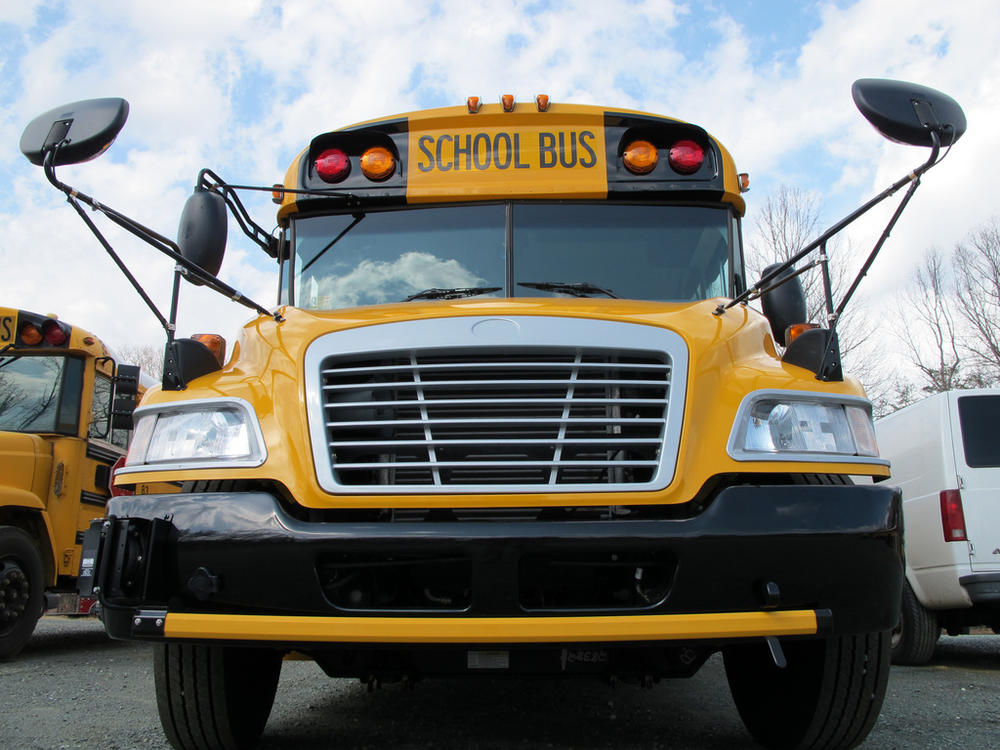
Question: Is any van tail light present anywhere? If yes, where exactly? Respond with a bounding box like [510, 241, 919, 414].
[939, 489, 968, 542]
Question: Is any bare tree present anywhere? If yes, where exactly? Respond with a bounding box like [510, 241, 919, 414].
[117, 343, 164, 380]
[897, 249, 967, 393]
[953, 218, 1000, 384]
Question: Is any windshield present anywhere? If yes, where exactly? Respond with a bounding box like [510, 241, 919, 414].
[0, 355, 83, 433]
[292, 203, 733, 309]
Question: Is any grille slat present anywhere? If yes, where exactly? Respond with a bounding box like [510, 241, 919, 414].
[319, 345, 672, 489]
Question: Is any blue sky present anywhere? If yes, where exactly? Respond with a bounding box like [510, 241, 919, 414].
[1, 0, 998, 368]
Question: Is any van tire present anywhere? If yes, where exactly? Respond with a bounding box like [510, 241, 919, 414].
[891, 579, 938, 666]
[154, 642, 282, 750]
[724, 630, 890, 750]
[0, 526, 45, 661]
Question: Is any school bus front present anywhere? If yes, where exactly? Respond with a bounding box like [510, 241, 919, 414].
[77, 97, 903, 750]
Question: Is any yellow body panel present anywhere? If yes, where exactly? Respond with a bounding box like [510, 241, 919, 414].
[128, 297, 887, 509]
[163, 609, 819, 643]
[406, 108, 608, 201]
[0, 306, 131, 584]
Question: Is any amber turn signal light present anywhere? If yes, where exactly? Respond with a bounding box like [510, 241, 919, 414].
[192, 333, 227, 367]
[785, 323, 819, 345]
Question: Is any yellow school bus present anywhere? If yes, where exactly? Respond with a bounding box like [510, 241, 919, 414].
[21, 81, 966, 748]
[0, 307, 143, 659]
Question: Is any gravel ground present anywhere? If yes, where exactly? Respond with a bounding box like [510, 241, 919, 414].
[1, 618, 997, 749]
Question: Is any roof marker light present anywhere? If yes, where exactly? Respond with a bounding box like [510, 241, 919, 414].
[739, 172, 750, 192]
[361, 146, 395, 181]
[668, 139, 704, 174]
[501, 94, 515, 112]
[315, 148, 350, 183]
[272, 183, 285, 204]
[535, 94, 550, 112]
[467, 96, 482, 113]
[623, 140, 658, 175]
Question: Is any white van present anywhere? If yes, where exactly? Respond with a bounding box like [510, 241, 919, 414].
[874, 389, 1000, 664]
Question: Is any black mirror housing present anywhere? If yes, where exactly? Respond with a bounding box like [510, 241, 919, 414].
[759, 263, 807, 347]
[177, 189, 228, 284]
[111, 363, 141, 431]
[20, 98, 129, 167]
[852, 78, 966, 147]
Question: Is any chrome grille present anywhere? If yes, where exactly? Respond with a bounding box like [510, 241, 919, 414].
[318, 346, 672, 488]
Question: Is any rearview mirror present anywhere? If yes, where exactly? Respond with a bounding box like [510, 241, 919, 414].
[20, 98, 129, 167]
[759, 263, 807, 347]
[177, 189, 228, 283]
[852, 78, 966, 147]
[111, 363, 141, 431]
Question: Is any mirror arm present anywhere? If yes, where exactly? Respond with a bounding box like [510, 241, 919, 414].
[45, 153, 173, 337]
[41, 151, 282, 324]
[812, 131, 940, 381]
[742, 259, 822, 303]
[715, 131, 944, 317]
[833, 130, 939, 320]
[196, 169, 278, 256]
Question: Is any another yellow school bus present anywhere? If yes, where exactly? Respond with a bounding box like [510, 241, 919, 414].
[0, 306, 142, 659]
[21, 81, 966, 749]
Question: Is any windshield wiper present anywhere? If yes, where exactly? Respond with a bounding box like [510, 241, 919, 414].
[0, 344, 20, 370]
[403, 286, 502, 302]
[518, 281, 619, 298]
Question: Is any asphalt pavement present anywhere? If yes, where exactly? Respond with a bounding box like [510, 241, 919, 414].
[1, 618, 997, 749]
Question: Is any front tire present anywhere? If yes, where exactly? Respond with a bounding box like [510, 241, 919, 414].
[154, 642, 283, 750]
[890, 579, 938, 666]
[724, 631, 890, 750]
[0, 525, 45, 660]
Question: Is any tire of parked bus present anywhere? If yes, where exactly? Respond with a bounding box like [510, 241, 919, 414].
[0, 525, 45, 661]
[723, 630, 890, 750]
[890, 578, 939, 666]
[154, 642, 283, 750]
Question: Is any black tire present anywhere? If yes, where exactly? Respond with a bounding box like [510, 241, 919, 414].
[154, 642, 283, 750]
[890, 579, 938, 666]
[0, 525, 45, 661]
[724, 631, 891, 750]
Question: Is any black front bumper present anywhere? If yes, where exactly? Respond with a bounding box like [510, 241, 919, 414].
[82, 483, 902, 645]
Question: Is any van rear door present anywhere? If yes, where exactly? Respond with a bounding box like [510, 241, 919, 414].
[951, 392, 1000, 572]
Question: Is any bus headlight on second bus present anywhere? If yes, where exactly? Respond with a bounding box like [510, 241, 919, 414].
[727, 391, 880, 462]
[123, 398, 266, 471]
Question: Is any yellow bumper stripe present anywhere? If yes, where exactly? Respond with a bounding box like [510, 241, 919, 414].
[163, 610, 818, 643]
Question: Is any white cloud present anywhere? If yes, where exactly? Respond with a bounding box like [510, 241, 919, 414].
[1, 0, 997, 377]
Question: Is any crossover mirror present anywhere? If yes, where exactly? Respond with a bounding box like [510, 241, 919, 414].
[852, 78, 966, 148]
[20, 98, 129, 167]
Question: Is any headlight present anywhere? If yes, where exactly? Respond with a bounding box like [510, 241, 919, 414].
[728, 391, 881, 463]
[122, 398, 265, 471]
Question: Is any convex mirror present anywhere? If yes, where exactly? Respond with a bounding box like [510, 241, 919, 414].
[20, 98, 129, 166]
[852, 78, 966, 147]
